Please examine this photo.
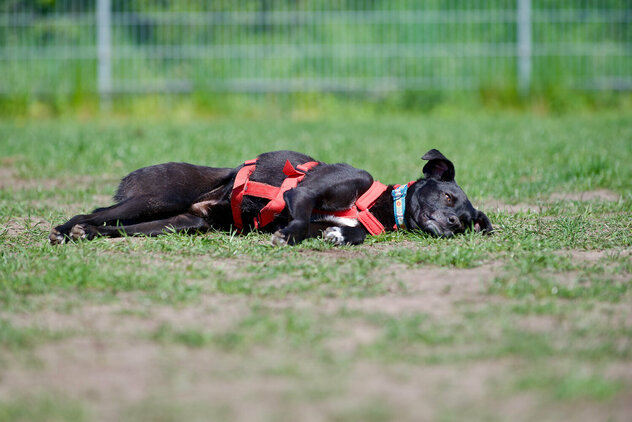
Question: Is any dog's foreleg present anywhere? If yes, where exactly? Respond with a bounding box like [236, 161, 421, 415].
[273, 165, 373, 245]
[272, 188, 316, 245]
[322, 225, 367, 246]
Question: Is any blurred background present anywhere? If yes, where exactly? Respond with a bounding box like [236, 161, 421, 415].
[1, 0, 630, 116]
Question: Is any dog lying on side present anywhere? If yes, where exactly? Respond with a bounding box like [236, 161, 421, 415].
[49, 149, 492, 246]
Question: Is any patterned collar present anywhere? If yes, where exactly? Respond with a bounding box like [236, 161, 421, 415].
[391, 183, 412, 230]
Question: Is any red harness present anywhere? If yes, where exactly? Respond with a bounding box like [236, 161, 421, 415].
[230, 158, 390, 235]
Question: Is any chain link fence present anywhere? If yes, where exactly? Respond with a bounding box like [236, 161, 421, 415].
[1, 1, 630, 103]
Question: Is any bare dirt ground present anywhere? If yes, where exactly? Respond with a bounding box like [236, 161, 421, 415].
[482, 188, 622, 215]
[0, 165, 119, 193]
[2, 249, 631, 421]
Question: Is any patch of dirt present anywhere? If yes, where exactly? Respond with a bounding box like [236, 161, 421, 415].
[0, 165, 120, 221]
[304, 246, 370, 260]
[0, 166, 112, 191]
[482, 189, 622, 215]
[5, 293, 252, 337]
[483, 200, 547, 214]
[522, 249, 632, 296]
[517, 315, 559, 333]
[0, 216, 52, 237]
[252, 259, 504, 323]
[339, 263, 502, 318]
[0, 167, 15, 187]
[554, 249, 631, 262]
[324, 322, 382, 355]
[359, 240, 420, 252]
[550, 189, 621, 202]
[0, 337, 161, 422]
[338, 360, 515, 421]
[548, 249, 632, 288]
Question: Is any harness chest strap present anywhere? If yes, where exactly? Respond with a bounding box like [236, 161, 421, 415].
[310, 181, 388, 236]
[230, 159, 258, 232]
[354, 181, 389, 236]
[255, 160, 320, 229]
[324, 180, 415, 235]
[230, 159, 319, 232]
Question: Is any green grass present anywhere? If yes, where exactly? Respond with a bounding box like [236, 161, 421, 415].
[0, 113, 631, 421]
[0, 394, 88, 422]
[2, 0, 630, 118]
[515, 369, 624, 401]
[0, 318, 65, 351]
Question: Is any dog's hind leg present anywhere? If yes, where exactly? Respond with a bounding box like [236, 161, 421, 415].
[50, 163, 235, 244]
[69, 213, 210, 240]
[50, 195, 193, 244]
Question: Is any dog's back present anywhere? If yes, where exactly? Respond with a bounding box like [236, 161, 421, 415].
[114, 162, 234, 205]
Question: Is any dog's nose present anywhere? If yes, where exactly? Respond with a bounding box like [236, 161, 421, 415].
[447, 215, 462, 229]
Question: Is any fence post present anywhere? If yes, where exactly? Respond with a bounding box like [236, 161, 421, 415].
[517, 0, 532, 97]
[97, 0, 112, 109]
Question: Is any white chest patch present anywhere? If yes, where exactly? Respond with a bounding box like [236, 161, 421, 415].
[311, 214, 359, 227]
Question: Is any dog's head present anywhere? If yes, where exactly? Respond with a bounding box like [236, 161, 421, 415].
[405, 149, 493, 237]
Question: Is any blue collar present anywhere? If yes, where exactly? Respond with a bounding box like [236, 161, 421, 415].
[391, 184, 408, 230]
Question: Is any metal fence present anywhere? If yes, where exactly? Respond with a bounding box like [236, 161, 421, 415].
[1, 0, 630, 103]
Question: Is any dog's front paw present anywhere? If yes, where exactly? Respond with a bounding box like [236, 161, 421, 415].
[70, 224, 88, 241]
[323, 227, 345, 246]
[70, 224, 99, 241]
[49, 228, 65, 245]
[271, 230, 288, 246]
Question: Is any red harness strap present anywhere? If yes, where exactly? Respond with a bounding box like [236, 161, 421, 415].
[292, 180, 389, 236]
[231, 158, 391, 236]
[231, 159, 258, 232]
[255, 160, 319, 229]
[354, 181, 389, 235]
[230, 158, 319, 232]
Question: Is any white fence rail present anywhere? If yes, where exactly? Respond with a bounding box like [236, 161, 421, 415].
[1, 1, 629, 103]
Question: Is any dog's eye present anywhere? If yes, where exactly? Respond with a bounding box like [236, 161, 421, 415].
[444, 193, 452, 203]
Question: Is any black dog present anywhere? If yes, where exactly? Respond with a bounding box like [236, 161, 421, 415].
[49, 149, 492, 246]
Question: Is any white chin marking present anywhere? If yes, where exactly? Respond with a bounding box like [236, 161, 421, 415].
[313, 215, 358, 227]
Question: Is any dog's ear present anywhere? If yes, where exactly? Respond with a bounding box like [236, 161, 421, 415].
[422, 149, 455, 182]
[473, 210, 493, 234]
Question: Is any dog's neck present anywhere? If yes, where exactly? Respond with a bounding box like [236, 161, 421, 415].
[368, 184, 409, 232]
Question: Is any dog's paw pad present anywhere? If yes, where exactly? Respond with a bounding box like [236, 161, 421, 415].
[270, 230, 288, 246]
[49, 228, 65, 245]
[323, 227, 345, 246]
[70, 224, 87, 241]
